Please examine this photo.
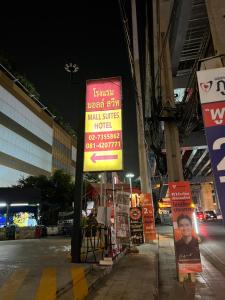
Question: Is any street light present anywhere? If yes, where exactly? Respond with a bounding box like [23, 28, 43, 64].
[126, 173, 135, 199]
[64, 62, 79, 73]
[64, 63, 84, 263]
[64, 62, 79, 82]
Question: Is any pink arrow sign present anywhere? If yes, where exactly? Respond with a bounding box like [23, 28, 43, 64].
[91, 153, 118, 163]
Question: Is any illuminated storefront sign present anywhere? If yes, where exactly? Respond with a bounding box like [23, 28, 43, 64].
[158, 197, 171, 208]
[83, 77, 123, 172]
[197, 67, 225, 221]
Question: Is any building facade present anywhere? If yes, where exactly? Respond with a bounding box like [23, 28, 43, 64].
[52, 122, 77, 181]
[0, 68, 76, 187]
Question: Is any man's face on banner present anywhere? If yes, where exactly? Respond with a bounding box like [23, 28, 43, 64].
[178, 218, 192, 238]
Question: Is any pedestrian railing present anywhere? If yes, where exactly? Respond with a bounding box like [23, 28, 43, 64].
[80, 225, 111, 263]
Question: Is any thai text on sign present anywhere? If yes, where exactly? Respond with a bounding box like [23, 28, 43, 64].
[130, 207, 144, 245]
[83, 77, 123, 172]
[140, 193, 156, 241]
[197, 67, 225, 221]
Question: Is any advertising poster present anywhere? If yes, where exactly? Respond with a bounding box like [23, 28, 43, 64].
[130, 207, 144, 245]
[13, 212, 37, 227]
[83, 77, 123, 172]
[115, 191, 130, 243]
[140, 193, 156, 241]
[197, 67, 225, 221]
[169, 181, 202, 274]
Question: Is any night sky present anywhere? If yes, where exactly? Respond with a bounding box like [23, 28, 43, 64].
[1, 2, 139, 176]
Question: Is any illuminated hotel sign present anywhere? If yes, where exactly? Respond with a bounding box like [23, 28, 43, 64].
[83, 77, 123, 172]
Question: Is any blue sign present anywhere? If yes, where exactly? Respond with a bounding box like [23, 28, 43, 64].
[197, 67, 225, 221]
[0, 214, 6, 227]
[205, 125, 225, 213]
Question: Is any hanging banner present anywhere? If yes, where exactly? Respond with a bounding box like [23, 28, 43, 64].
[83, 77, 123, 172]
[115, 191, 130, 243]
[140, 193, 156, 241]
[130, 207, 144, 245]
[197, 67, 225, 221]
[169, 181, 202, 274]
[96, 206, 112, 226]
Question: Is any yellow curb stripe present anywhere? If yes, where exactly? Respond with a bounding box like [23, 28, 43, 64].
[35, 267, 56, 300]
[71, 267, 88, 300]
[0, 268, 29, 300]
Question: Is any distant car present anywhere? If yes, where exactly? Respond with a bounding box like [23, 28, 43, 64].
[196, 211, 204, 221]
[204, 211, 217, 221]
[216, 212, 223, 220]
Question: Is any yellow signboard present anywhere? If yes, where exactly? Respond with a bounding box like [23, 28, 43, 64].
[83, 77, 123, 172]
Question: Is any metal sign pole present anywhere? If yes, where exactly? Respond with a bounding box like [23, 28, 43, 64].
[71, 84, 86, 263]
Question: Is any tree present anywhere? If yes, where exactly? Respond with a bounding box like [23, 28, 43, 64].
[15, 170, 75, 225]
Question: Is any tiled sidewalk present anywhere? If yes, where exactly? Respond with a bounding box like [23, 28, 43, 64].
[158, 225, 225, 300]
[86, 243, 158, 300]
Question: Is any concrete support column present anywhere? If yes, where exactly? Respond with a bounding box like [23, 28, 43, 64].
[200, 183, 217, 211]
[206, 0, 225, 64]
[191, 184, 201, 209]
[161, 38, 184, 182]
[159, 0, 184, 182]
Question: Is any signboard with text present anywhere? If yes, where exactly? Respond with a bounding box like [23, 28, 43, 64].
[130, 207, 144, 245]
[169, 181, 202, 274]
[140, 193, 156, 241]
[83, 77, 123, 172]
[115, 191, 130, 243]
[197, 67, 225, 220]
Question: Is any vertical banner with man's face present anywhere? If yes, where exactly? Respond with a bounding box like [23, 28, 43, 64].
[169, 181, 202, 274]
[197, 67, 225, 221]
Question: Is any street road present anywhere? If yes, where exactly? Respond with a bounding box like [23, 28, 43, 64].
[0, 237, 70, 268]
[0, 237, 89, 299]
[199, 219, 225, 275]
